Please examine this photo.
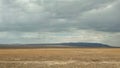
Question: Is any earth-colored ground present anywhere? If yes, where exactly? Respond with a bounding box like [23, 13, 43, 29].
[0, 48, 120, 68]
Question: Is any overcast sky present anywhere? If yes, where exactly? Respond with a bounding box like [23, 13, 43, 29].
[0, 0, 120, 46]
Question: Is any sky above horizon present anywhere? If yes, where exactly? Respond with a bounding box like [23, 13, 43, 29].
[0, 0, 120, 46]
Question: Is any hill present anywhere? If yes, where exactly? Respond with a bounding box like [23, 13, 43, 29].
[0, 42, 111, 48]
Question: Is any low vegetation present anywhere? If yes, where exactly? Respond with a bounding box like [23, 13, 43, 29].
[0, 48, 120, 68]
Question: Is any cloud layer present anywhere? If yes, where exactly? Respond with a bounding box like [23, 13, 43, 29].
[0, 0, 120, 46]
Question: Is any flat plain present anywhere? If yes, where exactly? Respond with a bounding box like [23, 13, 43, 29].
[0, 48, 120, 68]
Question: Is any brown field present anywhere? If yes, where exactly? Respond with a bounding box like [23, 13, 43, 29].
[0, 48, 120, 68]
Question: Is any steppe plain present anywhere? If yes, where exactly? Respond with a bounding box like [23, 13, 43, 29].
[0, 48, 120, 68]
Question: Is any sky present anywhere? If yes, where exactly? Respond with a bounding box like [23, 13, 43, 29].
[0, 0, 120, 46]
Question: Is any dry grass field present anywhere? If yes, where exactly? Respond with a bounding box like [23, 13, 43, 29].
[0, 48, 120, 68]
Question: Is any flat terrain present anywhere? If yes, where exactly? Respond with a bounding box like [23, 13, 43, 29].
[0, 48, 120, 68]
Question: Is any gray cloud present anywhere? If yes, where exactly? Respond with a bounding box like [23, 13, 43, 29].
[0, 0, 120, 46]
[76, 0, 120, 32]
[0, 0, 119, 32]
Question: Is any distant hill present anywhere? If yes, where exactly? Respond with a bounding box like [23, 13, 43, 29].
[60, 42, 111, 47]
[0, 42, 112, 48]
